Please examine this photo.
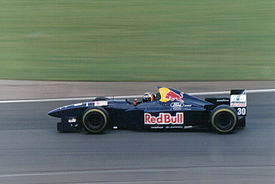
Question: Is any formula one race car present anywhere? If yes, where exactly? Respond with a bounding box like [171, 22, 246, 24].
[48, 87, 247, 134]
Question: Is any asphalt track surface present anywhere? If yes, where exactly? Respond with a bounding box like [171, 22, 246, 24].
[0, 92, 274, 184]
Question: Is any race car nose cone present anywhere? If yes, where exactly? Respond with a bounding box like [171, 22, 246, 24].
[48, 108, 61, 117]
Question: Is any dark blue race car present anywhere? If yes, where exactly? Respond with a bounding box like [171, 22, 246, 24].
[48, 87, 247, 134]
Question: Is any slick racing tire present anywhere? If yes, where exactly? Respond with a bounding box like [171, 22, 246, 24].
[82, 108, 109, 134]
[210, 105, 238, 134]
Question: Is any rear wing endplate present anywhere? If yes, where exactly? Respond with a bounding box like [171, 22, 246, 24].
[230, 89, 246, 107]
[230, 89, 247, 116]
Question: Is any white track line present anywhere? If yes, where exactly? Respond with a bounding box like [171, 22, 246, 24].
[0, 89, 274, 104]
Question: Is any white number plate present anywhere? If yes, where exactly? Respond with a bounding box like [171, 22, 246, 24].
[237, 107, 246, 116]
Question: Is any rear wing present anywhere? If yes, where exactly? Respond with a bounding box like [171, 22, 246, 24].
[230, 89, 247, 116]
[230, 89, 246, 107]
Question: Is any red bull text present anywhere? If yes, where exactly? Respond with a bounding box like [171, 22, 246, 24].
[144, 113, 184, 125]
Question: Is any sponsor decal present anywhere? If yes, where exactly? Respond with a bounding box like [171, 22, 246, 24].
[230, 94, 246, 107]
[170, 102, 192, 110]
[144, 113, 184, 125]
[166, 126, 183, 129]
[151, 126, 164, 129]
[217, 99, 229, 102]
[68, 117, 77, 123]
[184, 104, 192, 107]
[74, 103, 83, 106]
[94, 101, 108, 106]
[164, 91, 184, 102]
[170, 102, 184, 110]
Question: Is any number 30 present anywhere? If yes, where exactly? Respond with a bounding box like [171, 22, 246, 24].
[237, 108, 246, 116]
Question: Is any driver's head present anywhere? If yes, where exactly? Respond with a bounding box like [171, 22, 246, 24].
[143, 92, 155, 102]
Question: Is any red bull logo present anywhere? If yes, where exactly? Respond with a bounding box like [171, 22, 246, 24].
[144, 113, 184, 125]
[164, 91, 184, 102]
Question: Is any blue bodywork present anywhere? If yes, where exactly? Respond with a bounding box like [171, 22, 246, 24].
[48, 87, 245, 132]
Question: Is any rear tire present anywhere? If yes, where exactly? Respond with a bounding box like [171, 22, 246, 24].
[210, 105, 238, 134]
[82, 108, 109, 134]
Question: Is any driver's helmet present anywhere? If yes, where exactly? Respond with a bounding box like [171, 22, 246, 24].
[143, 92, 155, 102]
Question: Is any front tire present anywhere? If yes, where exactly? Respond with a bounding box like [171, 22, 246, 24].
[82, 108, 109, 134]
[210, 105, 238, 134]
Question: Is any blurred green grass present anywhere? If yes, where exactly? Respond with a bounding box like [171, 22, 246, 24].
[0, 0, 274, 81]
